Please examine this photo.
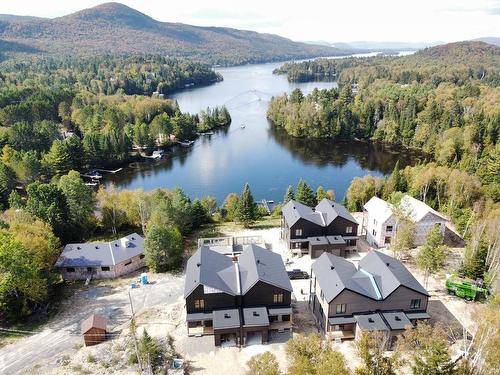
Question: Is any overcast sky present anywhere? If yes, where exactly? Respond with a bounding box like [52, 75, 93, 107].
[1, 0, 499, 43]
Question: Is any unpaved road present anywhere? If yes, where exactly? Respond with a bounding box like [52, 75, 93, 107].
[0, 274, 184, 375]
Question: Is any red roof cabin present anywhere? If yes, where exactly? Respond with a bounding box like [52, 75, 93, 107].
[81, 314, 107, 346]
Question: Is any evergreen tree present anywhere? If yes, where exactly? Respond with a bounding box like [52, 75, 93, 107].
[383, 160, 401, 199]
[416, 226, 447, 287]
[236, 183, 256, 227]
[284, 185, 294, 203]
[295, 180, 316, 206]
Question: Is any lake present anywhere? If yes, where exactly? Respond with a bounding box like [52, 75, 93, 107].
[107, 55, 423, 203]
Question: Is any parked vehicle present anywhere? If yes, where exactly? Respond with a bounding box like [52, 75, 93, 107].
[445, 278, 488, 301]
[287, 269, 309, 280]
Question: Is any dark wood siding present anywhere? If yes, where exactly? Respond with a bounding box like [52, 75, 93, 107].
[326, 216, 358, 236]
[186, 284, 237, 313]
[83, 327, 106, 346]
[290, 218, 323, 240]
[243, 281, 291, 307]
[328, 286, 429, 317]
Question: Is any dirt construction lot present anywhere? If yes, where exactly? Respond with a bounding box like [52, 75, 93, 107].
[0, 225, 479, 374]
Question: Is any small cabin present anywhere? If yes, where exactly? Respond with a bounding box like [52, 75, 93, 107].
[81, 314, 107, 346]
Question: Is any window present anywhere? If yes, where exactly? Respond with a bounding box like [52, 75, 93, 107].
[101, 266, 110, 271]
[347, 239, 356, 246]
[295, 229, 302, 236]
[372, 229, 377, 236]
[294, 242, 302, 249]
[384, 236, 391, 244]
[269, 315, 278, 322]
[194, 299, 205, 309]
[373, 219, 378, 225]
[346, 226, 353, 234]
[86, 267, 93, 272]
[320, 290, 325, 301]
[386, 225, 393, 232]
[336, 304, 346, 314]
[410, 299, 421, 309]
[282, 314, 291, 322]
[124, 260, 132, 266]
[66, 267, 75, 273]
[273, 293, 284, 303]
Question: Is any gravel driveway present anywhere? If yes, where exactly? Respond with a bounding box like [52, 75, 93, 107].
[0, 273, 184, 375]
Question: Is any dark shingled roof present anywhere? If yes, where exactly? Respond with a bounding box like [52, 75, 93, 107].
[184, 244, 291, 298]
[184, 246, 238, 298]
[281, 199, 325, 227]
[355, 313, 389, 331]
[213, 309, 240, 329]
[315, 198, 358, 225]
[311, 250, 429, 303]
[382, 312, 412, 330]
[282, 198, 357, 228]
[359, 250, 430, 297]
[238, 243, 293, 294]
[243, 307, 270, 327]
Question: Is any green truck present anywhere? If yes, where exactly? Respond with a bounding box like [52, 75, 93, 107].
[445, 278, 489, 301]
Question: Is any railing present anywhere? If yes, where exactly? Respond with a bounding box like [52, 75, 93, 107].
[197, 236, 264, 247]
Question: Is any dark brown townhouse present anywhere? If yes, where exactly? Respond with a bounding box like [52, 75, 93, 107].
[281, 198, 359, 258]
[184, 243, 293, 347]
[309, 250, 430, 341]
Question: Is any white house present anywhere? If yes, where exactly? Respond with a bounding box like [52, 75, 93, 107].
[363, 195, 448, 248]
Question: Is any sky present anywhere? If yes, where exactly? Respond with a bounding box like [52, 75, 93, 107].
[0, 0, 499, 43]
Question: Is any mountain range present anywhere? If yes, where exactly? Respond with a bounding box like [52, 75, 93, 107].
[0, 2, 349, 65]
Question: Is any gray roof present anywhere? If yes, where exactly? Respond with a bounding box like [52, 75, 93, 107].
[406, 312, 431, 320]
[355, 313, 389, 331]
[359, 251, 429, 297]
[184, 243, 291, 298]
[311, 253, 358, 302]
[213, 309, 240, 329]
[326, 235, 346, 245]
[184, 246, 238, 298]
[268, 307, 293, 316]
[328, 316, 357, 325]
[238, 244, 293, 294]
[243, 307, 270, 327]
[282, 199, 357, 228]
[56, 233, 144, 268]
[281, 199, 325, 227]
[311, 250, 429, 303]
[308, 236, 329, 245]
[382, 312, 412, 330]
[186, 312, 213, 322]
[315, 198, 358, 225]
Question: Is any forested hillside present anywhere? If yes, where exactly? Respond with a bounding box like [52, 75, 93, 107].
[0, 2, 348, 65]
[267, 42, 500, 200]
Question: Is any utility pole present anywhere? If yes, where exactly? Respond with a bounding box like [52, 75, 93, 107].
[128, 291, 143, 373]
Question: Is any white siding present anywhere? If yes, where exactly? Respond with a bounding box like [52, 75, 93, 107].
[366, 213, 396, 248]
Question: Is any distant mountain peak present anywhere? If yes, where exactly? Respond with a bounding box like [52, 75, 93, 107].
[61, 2, 157, 29]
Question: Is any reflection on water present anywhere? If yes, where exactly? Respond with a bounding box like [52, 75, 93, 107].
[107, 56, 424, 203]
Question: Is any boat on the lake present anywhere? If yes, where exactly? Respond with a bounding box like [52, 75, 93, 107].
[81, 170, 102, 179]
[197, 131, 214, 136]
[151, 150, 164, 159]
[177, 140, 195, 147]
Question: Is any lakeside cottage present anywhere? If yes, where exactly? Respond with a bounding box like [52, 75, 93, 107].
[281, 198, 359, 258]
[363, 195, 448, 248]
[184, 243, 293, 347]
[55, 233, 145, 280]
[309, 250, 430, 342]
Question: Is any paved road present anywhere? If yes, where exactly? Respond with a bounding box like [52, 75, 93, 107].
[0, 275, 184, 375]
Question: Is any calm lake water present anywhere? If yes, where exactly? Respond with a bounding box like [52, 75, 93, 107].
[107, 55, 423, 203]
